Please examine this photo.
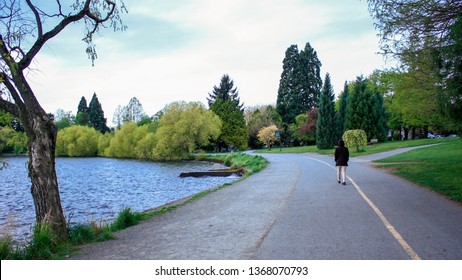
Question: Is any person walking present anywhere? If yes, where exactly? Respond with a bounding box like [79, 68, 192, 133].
[334, 140, 349, 185]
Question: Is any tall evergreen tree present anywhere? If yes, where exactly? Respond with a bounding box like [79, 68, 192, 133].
[88, 93, 110, 133]
[316, 73, 336, 149]
[208, 75, 247, 150]
[276, 43, 322, 125]
[276, 45, 301, 124]
[346, 76, 388, 141]
[75, 96, 89, 126]
[371, 90, 388, 141]
[346, 76, 370, 134]
[208, 74, 243, 110]
[299, 42, 322, 109]
[336, 81, 349, 140]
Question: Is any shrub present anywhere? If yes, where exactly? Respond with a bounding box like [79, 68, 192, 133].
[343, 129, 367, 152]
[56, 126, 100, 157]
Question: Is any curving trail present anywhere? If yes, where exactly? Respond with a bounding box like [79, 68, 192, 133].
[72, 148, 462, 260]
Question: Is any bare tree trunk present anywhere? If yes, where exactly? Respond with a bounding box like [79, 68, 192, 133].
[26, 113, 68, 241]
[7, 67, 69, 242]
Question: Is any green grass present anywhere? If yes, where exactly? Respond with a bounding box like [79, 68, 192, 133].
[374, 138, 462, 203]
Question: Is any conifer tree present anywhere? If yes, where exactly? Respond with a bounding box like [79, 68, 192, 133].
[208, 74, 243, 110]
[316, 73, 336, 149]
[345, 76, 387, 141]
[371, 90, 388, 141]
[88, 93, 110, 133]
[208, 75, 247, 150]
[277, 43, 322, 125]
[299, 42, 322, 109]
[276, 45, 301, 124]
[75, 96, 89, 126]
[336, 81, 349, 140]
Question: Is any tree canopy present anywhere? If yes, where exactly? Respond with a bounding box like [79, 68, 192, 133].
[88, 93, 110, 133]
[208, 74, 248, 151]
[153, 101, 222, 160]
[368, 0, 462, 122]
[276, 43, 322, 125]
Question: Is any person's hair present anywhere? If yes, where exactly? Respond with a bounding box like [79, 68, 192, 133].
[338, 140, 345, 147]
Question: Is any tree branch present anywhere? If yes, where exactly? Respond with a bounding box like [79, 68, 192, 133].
[1, 71, 24, 116]
[0, 98, 19, 117]
[25, 0, 43, 38]
[18, 7, 88, 70]
[19, 0, 118, 70]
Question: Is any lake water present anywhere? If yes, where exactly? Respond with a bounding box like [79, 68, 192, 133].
[0, 156, 238, 242]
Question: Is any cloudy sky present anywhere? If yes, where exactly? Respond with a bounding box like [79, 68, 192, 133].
[28, 0, 389, 126]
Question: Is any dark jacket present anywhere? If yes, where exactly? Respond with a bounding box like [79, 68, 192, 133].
[334, 145, 349, 166]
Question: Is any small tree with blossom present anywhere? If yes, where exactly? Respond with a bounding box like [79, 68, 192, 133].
[257, 125, 278, 149]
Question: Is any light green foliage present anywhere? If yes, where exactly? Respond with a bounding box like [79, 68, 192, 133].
[343, 129, 367, 152]
[105, 122, 138, 158]
[0, 126, 27, 154]
[290, 114, 309, 145]
[56, 126, 100, 157]
[0, 127, 14, 153]
[153, 101, 222, 160]
[246, 105, 283, 148]
[97, 132, 113, 156]
[257, 125, 278, 148]
[134, 124, 157, 159]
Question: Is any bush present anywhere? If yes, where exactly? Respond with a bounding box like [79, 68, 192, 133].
[343, 129, 367, 152]
[56, 126, 100, 157]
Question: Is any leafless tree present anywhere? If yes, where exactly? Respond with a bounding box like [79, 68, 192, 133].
[0, 0, 126, 241]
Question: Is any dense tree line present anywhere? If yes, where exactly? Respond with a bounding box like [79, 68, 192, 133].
[55, 101, 221, 161]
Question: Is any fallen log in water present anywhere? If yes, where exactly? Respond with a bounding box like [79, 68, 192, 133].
[179, 168, 244, 178]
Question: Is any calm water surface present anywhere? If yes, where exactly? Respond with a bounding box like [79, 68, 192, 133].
[0, 156, 237, 241]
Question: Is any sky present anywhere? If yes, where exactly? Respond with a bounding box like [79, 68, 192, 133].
[27, 0, 390, 126]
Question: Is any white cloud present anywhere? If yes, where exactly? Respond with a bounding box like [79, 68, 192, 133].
[29, 0, 388, 126]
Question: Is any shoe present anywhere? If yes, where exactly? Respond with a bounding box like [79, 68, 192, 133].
[342, 182, 346, 185]
[337, 180, 340, 184]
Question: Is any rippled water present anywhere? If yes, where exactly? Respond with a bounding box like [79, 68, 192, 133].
[0, 156, 238, 241]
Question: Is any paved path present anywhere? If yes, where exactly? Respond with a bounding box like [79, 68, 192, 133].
[71, 146, 462, 259]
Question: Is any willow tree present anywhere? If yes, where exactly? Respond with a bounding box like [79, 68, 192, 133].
[0, 0, 126, 241]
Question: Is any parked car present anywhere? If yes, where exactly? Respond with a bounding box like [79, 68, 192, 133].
[428, 133, 435, 139]
[448, 134, 458, 138]
[435, 134, 445, 138]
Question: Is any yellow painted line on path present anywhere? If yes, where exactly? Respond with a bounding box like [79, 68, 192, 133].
[307, 157, 421, 260]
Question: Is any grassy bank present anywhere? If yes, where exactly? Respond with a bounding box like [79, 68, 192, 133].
[374, 139, 462, 203]
[0, 152, 267, 260]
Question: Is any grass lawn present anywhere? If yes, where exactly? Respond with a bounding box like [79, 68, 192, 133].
[374, 138, 462, 203]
